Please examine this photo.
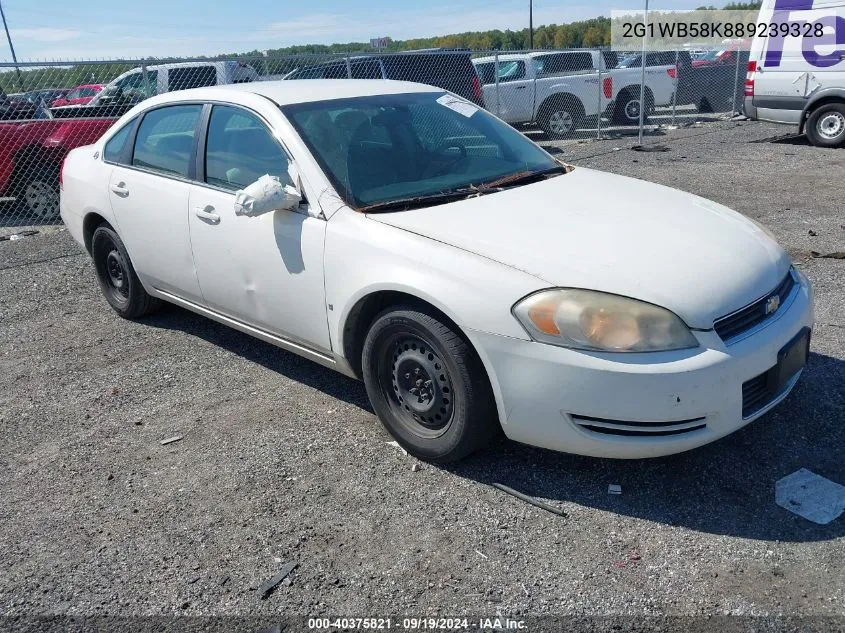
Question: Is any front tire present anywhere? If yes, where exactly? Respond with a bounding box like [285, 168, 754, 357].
[91, 224, 161, 319]
[361, 304, 499, 463]
[805, 103, 845, 148]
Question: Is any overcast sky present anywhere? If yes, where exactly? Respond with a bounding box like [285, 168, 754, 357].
[3, 0, 707, 61]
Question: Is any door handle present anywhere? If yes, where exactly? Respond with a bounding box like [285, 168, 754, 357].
[194, 206, 220, 224]
[514, 85, 527, 90]
[110, 182, 129, 196]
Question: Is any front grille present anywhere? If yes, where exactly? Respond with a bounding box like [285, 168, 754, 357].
[571, 414, 707, 437]
[714, 270, 796, 343]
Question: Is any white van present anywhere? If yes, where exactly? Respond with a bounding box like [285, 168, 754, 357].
[744, 0, 845, 147]
[90, 61, 259, 107]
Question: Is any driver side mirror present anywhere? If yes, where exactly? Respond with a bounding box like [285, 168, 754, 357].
[234, 174, 301, 217]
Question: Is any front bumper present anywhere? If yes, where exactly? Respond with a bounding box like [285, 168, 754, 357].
[471, 274, 814, 458]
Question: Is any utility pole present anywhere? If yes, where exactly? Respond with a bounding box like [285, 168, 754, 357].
[0, 0, 23, 92]
[528, 0, 534, 49]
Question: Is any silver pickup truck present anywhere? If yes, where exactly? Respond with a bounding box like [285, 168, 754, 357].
[473, 51, 677, 137]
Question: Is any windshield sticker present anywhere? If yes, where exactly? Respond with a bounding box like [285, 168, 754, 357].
[436, 94, 478, 118]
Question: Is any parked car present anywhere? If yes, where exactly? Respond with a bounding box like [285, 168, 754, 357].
[744, 0, 845, 147]
[283, 49, 484, 106]
[20, 88, 70, 107]
[472, 50, 676, 136]
[0, 112, 119, 218]
[690, 45, 747, 68]
[61, 80, 813, 463]
[51, 84, 104, 107]
[88, 61, 259, 108]
[0, 91, 39, 120]
[674, 49, 750, 114]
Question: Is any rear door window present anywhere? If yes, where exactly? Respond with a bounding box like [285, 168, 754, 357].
[475, 62, 495, 85]
[132, 104, 202, 177]
[498, 61, 526, 82]
[534, 53, 594, 75]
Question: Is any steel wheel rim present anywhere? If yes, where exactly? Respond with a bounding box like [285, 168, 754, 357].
[105, 248, 129, 300]
[818, 112, 845, 140]
[549, 110, 573, 134]
[378, 333, 454, 439]
[624, 99, 641, 121]
[24, 179, 59, 219]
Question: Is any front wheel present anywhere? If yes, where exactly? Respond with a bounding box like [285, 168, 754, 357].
[805, 103, 845, 148]
[91, 224, 162, 319]
[361, 305, 499, 463]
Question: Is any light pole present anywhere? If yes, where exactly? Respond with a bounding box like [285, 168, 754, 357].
[528, 0, 534, 50]
[0, 0, 23, 91]
[637, 0, 648, 146]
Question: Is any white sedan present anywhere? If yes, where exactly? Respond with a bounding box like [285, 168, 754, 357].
[60, 80, 814, 463]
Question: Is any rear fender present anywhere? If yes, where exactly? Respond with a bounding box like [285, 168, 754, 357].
[799, 88, 845, 134]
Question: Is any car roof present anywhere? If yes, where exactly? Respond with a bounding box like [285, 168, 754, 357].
[138, 79, 442, 107]
[474, 51, 593, 63]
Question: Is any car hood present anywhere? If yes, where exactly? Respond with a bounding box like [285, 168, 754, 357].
[368, 167, 790, 329]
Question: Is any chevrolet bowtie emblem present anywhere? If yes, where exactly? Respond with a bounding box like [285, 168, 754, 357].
[765, 294, 780, 315]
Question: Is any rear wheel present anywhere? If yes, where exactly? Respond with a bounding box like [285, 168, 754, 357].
[91, 224, 161, 319]
[806, 103, 845, 148]
[361, 304, 499, 463]
[11, 162, 60, 220]
[613, 89, 654, 125]
[538, 98, 583, 139]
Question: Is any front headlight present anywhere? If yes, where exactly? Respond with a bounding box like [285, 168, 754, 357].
[512, 289, 699, 352]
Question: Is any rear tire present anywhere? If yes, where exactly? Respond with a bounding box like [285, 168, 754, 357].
[613, 90, 651, 125]
[361, 304, 499, 463]
[538, 98, 583, 139]
[805, 103, 845, 148]
[91, 224, 161, 319]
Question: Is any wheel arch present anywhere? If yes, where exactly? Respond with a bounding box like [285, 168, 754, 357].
[617, 84, 655, 107]
[799, 91, 845, 134]
[82, 212, 111, 254]
[537, 92, 586, 120]
[339, 286, 507, 437]
[11, 144, 63, 176]
[340, 288, 471, 380]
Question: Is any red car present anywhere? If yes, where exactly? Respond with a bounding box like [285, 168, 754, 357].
[0, 115, 118, 218]
[50, 84, 104, 108]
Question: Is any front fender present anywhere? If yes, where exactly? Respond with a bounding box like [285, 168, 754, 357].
[324, 207, 546, 409]
[326, 208, 542, 351]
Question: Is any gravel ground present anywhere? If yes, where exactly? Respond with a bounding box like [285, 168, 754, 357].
[1, 119, 844, 628]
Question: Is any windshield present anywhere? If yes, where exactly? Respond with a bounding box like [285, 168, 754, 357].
[282, 91, 560, 209]
[97, 70, 158, 103]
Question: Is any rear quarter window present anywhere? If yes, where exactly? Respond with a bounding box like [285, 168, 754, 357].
[103, 117, 137, 164]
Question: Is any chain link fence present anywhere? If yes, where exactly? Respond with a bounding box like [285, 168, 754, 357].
[0, 47, 746, 238]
